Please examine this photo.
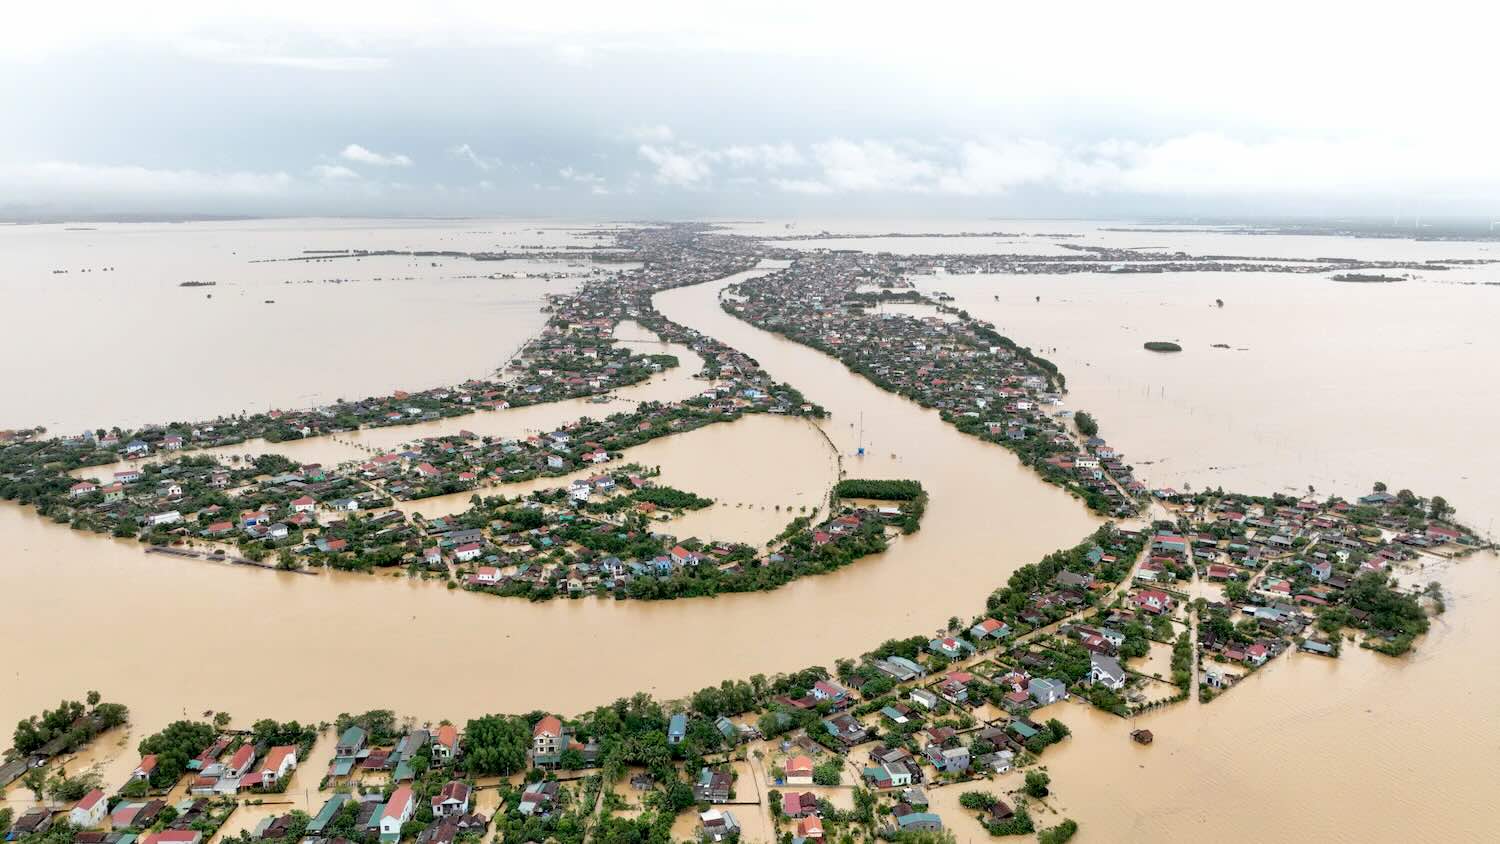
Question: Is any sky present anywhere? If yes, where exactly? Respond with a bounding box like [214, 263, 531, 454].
[3, 0, 1499, 219]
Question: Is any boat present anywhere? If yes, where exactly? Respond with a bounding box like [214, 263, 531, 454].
[1130, 729, 1154, 745]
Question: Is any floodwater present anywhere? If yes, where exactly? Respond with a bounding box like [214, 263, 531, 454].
[6, 221, 1498, 841]
[0, 261, 1095, 821]
[903, 246, 1500, 841]
[0, 218, 633, 433]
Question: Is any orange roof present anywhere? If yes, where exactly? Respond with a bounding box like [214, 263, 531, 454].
[786, 754, 813, 774]
[260, 745, 296, 774]
[436, 724, 459, 748]
[533, 715, 562, 737]
[383, 785, 414, 820]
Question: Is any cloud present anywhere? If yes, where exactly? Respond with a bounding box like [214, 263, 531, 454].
[637, 144, 712, 188]
[625, 125, 675, 144]
[0, 160, 297, 205]
[178, 38, 388, 71]
[340, 144, 413, 167]
[312, 164, 361, 182]
[809, 139, 937, 192]
[559, 166, 608, 194]
[449, 143, 501, 171]
[771, 178, 834, 195]
[720, 144, 804, 169]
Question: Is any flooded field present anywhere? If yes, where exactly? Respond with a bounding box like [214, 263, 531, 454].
[4, 220, 1498, 841]
[904, 244, 1500, 842]
[0, 219, 632, 433]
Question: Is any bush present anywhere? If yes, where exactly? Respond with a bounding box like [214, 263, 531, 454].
[1039, 819, 1079, 844]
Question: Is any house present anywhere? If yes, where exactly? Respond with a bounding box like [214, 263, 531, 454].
[69, 481, 97, 497]
[1426, 524, 1462, 544]
[148, 510, 182, 527]
[785, 755, 814, 785]
[532, 715, 563, 765]
[927, 636, 966, 659]
[895, 813, 943, 833]
[337, 726, 367, 758]
[1308, 560, 1332, 582]
[291, 496, 316, 513]
[518, 781, 559, 817]
[381, 785, 416, 842]
[824, 714, 868, 745]
[694, 767, 732, 803]
[224, 744, 256, 780]
[254, 746, 297, 787]
[1029, 677, 1069, 706]
[811, 680, 850, 709]
[1133, 589, 1174, 615]
[782, 791, 818, 818]
[909, 688, 939, 710]
[132, 754, 159, 781]
[10, 808, 53, 838]
[970, 617, 1011, 640]
[925, 745, 970, 774]
[141, 832, 201, 844]
[453, 542, 484, 563]
[70, 789, 108, 828]
[862, 762, 912, 789]
[307, 794, 352, 835]
[698, 809, 739, 843]
[797, 816, 825, 839]
[432, 724, 459, 762]
[431, 781, 471, 817]
[1246, 644, 1270, 666]
[667, 713, 688, 745]
[1090, 653, 1127, 690]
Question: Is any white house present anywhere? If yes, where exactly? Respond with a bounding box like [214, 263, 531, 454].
[1090, 654, 1127, 691]
[148, 510, 183, 526]
[70, 789, 108, 828]
[453, 542, 484, 562]
[290, 496, 317, 513]
[380, 785, 415, 840]
[431, 781, 471, 817]
[255, 746, 298, 787]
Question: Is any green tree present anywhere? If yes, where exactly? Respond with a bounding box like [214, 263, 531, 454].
[137, 720, 216, 787]
[1073, 412, 1098, 437]
[1023, 770, 1051, 798]
[462, 714, 530, 776]
[1429, 496, 1453, 521]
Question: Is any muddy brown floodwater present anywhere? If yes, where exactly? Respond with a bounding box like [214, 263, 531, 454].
[0, 266, 1096, 815]
[916, 266, 1500, 842]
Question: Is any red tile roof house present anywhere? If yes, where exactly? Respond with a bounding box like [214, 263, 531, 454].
[797, 817, 825, 839]
[142, 832, 202, 844]
[70, 789, 108, 828]
[242, 745, 297, 790]
[381, 785, 416, 841]
[132, 754, 159, 781]
[220, 744, 256, 790]
[432, 781, 472, 817]
[432, 724, 460, 761]
[291, 496, 317, 513]
[453, 542, 484, 563]
[785, 754, 815, 785]
[1133, 590, 1173, 615]
[782, 791, 818, 818]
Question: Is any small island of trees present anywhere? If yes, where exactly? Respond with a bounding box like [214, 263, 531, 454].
[1143, 341, 1183, 352]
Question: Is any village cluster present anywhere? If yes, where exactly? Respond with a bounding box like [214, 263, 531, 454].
[721, 254, 1143, 517]
[2, 224, 1492, 844]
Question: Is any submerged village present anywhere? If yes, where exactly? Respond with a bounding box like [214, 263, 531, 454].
[1, 224, 1492, 844]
